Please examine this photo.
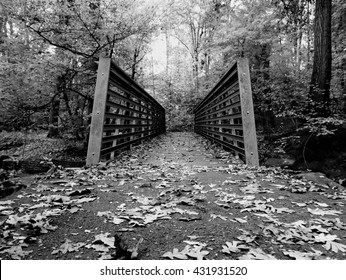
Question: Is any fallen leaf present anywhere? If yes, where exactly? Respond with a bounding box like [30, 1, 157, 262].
[185, 245, 210, 260]
[51, 239, 85, 255]
[87, 244, 110, 252]
[187, 235, 200, 240]
[323, 241, 346, 253]
[283, 249, 323, 260]
[314, 202, 329, 208]
[0, 200, 14, 205]
[234, 217, 247, 224]
[308, 208, 342, 216]
[238, 248, 277, 260]
[222, 241, 249, 254]
[73, 197, 97, 204]
[0, 205, 12, 211]
[163, 248, 188, 260]
[211, 214, 227, 221]
[113, 217, 126, 225]
[117, 228, 135, 232]
[274, 207, 295, 214]
[292, 202, 308, 207]
[2, 245, 32, 260]
[93, 233, 115, 247]
[183, 240, 207, 247]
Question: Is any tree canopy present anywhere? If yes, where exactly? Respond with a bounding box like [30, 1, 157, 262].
[0, 0, 345, 134]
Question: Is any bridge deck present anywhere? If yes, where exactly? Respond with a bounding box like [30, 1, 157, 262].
[1, 132, 346, 260]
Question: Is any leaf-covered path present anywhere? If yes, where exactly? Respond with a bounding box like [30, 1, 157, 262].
[1, 132, 346, 260]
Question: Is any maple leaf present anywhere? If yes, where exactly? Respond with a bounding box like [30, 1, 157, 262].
[183, 240, 207, 247]
[87, 244, 110, 252]
[0, 205, 12, 211]
[283, 249, 323, 260]
[185, 245, 210, 260]
[113, 217, 126, 225]
[117, 228, 135, 232]
[28, 203, 50, 210]
[234, 217, 247, 224]
[45, 195, 71, 204]
[0, 200, 14, 205]
[309, 225, 330, 234]
[314, 233, 339, 244]
[93, 233, 115, 247]
[68, 207, 80, 214]
[239, 248, 277, 260]
[292, 202, 307, 207]
[6, 214, 30, 226]
[323, 241, 346, 253]
[211, 214, 227, 221]
[162, 248, 188, 260]
[290, 220, 307, 227]
[64, 181, 79, 188]
[308, 208, 342, 216]
[314, 202, 329, 208]
[51, 239, 85, 255]
[242, 183, 261, 194]
[274, 207, 295, 214]
[2, 245, 33, 260]
[98, 253, 113, 259]
[73, 197, 96, 204]
[222, 241, 249, 254]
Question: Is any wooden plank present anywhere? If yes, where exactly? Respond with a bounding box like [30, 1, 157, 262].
[237, 57, 259, 166]
[86, 57, 111, 166]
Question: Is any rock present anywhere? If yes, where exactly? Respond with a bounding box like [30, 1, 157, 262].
[296, 172, 343, 189]
[0, 180, 27, 199]
[1, 157, 21, 170]
[0, 155, 11, 168]
[264, 154, 296, 168]
[0, 169, 8, 181]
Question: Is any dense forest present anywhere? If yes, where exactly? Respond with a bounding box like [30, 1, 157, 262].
[0, 0, 345, 180]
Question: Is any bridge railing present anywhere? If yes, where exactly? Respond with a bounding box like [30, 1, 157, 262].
[86, 57, 166, 165]
[193, 57, 259, 166]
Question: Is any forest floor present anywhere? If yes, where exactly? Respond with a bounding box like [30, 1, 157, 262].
[1, 132, 346, 260]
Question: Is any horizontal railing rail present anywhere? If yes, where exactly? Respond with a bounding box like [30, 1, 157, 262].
[193, 57, 259, 166]
[87, 57, 166, 165]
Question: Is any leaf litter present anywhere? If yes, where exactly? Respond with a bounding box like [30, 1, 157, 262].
[1, 132, 346, 260]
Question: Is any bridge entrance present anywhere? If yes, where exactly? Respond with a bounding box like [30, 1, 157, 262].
[87, 57, 258, 166]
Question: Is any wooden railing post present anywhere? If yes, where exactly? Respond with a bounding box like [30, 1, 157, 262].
[193, 57, 259, 166]
[86, 58, 165, 165]
[86, 58, 111, 166]
[237, 58, 259, 166]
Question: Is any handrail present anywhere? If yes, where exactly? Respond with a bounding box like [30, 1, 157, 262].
[193, 57, 259, 166]
[86, 57, 166, 165]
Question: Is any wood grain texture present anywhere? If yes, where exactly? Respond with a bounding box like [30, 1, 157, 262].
[86, 58, 111, 166]
[237, 57, 259, 166]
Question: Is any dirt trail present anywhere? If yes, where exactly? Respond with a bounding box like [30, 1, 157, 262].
[1, 132, 346, 260]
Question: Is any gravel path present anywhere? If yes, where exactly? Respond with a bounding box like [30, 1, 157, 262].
[1, 132, 346, 260]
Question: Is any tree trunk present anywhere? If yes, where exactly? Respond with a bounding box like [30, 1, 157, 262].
[342, 58, 346, 114]
[47, 98, 60, 138]
[47, 75, 66, 138]
[193, 49, 199, 95]
[309, 0, 332, 117]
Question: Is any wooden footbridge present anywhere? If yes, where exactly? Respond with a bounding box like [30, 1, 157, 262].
[86, 57, 259, 167]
